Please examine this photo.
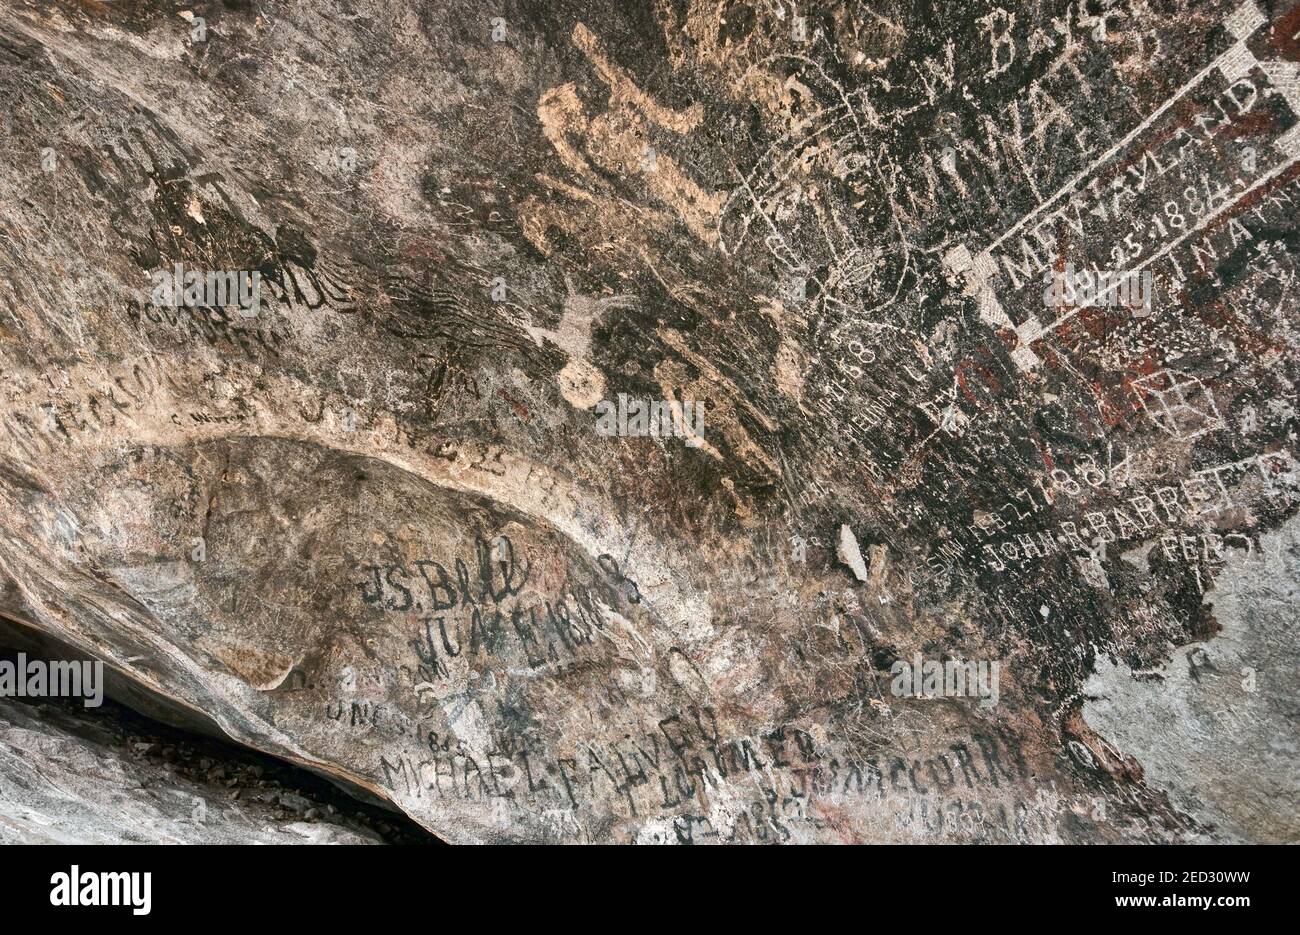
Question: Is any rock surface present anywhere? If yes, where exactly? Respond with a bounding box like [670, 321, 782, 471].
[0, 686, 433, 844]
[0, 0, 1297, 843]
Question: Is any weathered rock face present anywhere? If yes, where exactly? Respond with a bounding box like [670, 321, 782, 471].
[0, 0, 1296, 843]
[0, 687, 431, 844]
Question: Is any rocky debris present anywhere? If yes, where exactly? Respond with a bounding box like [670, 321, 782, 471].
[0, 675, 434, 844]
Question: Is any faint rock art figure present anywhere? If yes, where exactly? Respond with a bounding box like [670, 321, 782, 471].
[523, 22, 723, 263]
[523, 276, 637, 409]
[1132, 370, 1225, 441]
[715, 61, 909, 324]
